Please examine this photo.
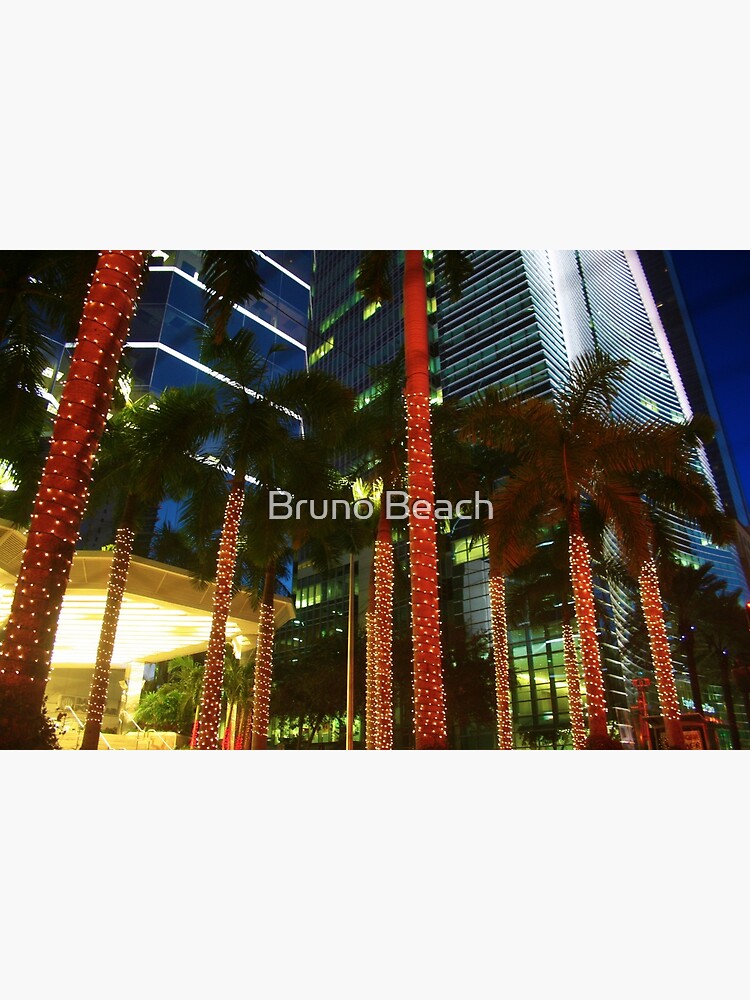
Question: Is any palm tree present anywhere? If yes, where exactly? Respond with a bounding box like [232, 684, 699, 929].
[624, 452, 735, 749]
[192, 330, 354, 749]
[460, 354, 628, 747]
[502, 524, 605, 750]
[79, 384, 221, 749]
[0, 251, 146, 747]
[247, 445, 370, 750]
[346, 356, 407, 750]
[347, 353, 479, 749]
[356, 250, 473, 749]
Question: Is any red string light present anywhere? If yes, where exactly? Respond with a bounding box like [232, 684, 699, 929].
[568, 530, 609, 743]
[488, 574, 513, 749]
[372, 521, 394, 750]
[81, 525, 135, 749]
[639, 558, 686, 749]
[562, 622, 586, 750]
[365, 609, 378, 749]
[194, 479, 245, 750]
[250, 598, 277, 750]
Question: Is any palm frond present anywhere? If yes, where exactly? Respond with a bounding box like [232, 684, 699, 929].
[200, 251, 263, 345]
[355, 251, 393, 304]
[440, 251, 474, 302]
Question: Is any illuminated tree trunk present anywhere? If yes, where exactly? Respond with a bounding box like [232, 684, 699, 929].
[194, 475, 245, 750]
[365, 609, 378, 749]
[0, 251, 146, 748]
[487, 547, 513, 749]
[81, 494, 137, 750]
[562, 602, 586, 751]
[567, 505, 612, 747]
[403, 249, 447, 750]
[372, 506, 394, 749]
[365, 550, 378, 749]
[638, 558, 686, 750]
[250, 561, 277, 750]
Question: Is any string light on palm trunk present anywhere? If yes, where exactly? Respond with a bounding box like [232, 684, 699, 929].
[0, 252, 146, 698]
[562, 622, 586, 750]
[83, 526, 134, 745]
[250, 600, 276, 749]
[488, 574, 513, 749]
[373, 533, 394, 750]
[365, 610, 378, 749]
[568, 530, 609, 742]
[404, 391, 447, 750]
[639, 558, 686, 749]
[194, 480, 245, 750]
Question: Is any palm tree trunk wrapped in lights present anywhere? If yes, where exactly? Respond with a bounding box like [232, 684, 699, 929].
[194, 475, 246, 750]
[365, 609, 377, 749]
[487, 547, 513, 750]
[250, 561, 278, 750]
[567, 505, 612, 747]
[372, 507, 394, 750]
[403, 250, 448, 750]
[638, 558, 686, 749]
[0, 251, 146, 747]
[561, 605, 586, 751]
[81, 497, 137, 750]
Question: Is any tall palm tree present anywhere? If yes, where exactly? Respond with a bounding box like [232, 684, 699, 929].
[347, 353, 478, 749]
[356, 250, 473, 749]
[460, 353, 629, 747]
[192, 330, 354, 749]
[246, 446, 370, 750]
[0, 251, 146, 747]
[347, 356, 407, 750]
[624, 453, 734, 749]
[79, 384, 221, 749]
[502, 524, 607, 751]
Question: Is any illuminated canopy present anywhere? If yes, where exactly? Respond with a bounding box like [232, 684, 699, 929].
[0, 520, 294, 667]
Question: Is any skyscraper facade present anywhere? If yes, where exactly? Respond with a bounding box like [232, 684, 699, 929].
[300, 250, 749, 749]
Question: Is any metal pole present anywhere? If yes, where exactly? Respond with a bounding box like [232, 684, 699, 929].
[346, 551, 355, 750]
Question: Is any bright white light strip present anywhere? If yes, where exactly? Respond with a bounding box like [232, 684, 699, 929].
[45, 594, 245, 666]
[148, 265, 307, 352]
[625, 249, 719, 497]
[624, 251, 693, 421]
[251, 250, 311, 290]
[126, 340, 261, 397]
[125, 340, 303, 426]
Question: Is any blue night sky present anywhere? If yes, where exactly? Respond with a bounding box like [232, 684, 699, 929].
[669, 251, 750, 523]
